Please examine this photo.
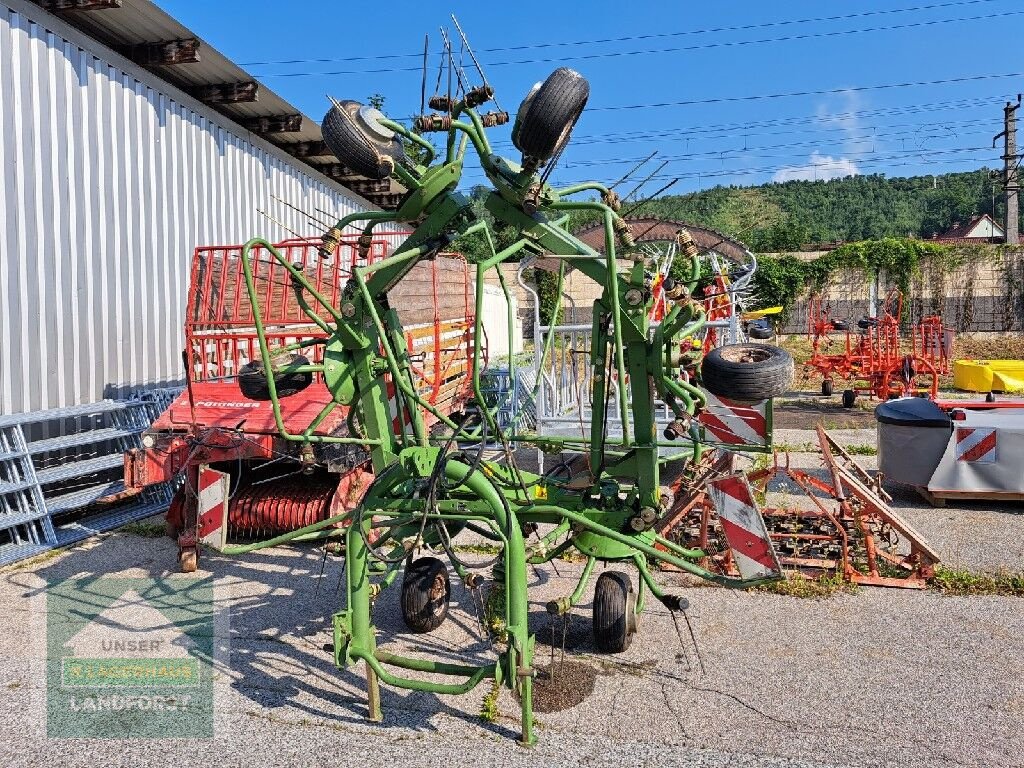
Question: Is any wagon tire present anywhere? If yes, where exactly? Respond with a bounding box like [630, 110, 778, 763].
[238, 354, 313, 400]
[512, 68, 590, 164]
[592, 571, 637, 653]
[842, 389, 857, 408]
[401, 557, 450, 633]
[321, 100, 404, 180]
[821, 379, 833, 397]
[700, 343, 794, 403]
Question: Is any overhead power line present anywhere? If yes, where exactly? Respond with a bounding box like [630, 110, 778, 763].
[561, 130, 1000, 168]
[588, 73, 1024, 112]
[495, 115, 999, 152]
[482, 95, 1010, 152]
[459, 146, 1000, 183]
[240, 0, 1001, 66]
[247, 10, 1022, 77]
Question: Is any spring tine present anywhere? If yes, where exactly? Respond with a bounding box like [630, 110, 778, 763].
[623, 178, 679, 219]
[270, 194, 333, 228]
[622, 160, 669, 203]
[609, 151, 657, 191]
[420, 33, 429, 116]
[451, 15, 500, 111]
[445, 32, 453, 113]
[257, 209, 307, 240]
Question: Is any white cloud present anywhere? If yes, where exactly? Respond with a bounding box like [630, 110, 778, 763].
[771, 90, 867, 183]
[772, 151, 861, 183]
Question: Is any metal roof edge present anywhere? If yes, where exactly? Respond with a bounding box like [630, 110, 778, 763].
[5, 0, 380, 213]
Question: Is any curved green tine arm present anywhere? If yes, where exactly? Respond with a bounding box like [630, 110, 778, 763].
[555, 181, 610, 197]
[548, 201, 631, 444]
[523, 504, 777, 589]
[238, 238, 381, 445]
[377, 117, 436, 167]
[243, 238, 345, 325]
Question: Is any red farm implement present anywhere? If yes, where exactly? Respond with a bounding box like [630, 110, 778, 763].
[124, 234, 478, 571]
[805, 288, 953, 407]
[658, 426, 939, 588]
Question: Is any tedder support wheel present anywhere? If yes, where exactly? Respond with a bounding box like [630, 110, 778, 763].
[321, 100, 405, 180]
[842, 389, 857, 408]
[701, 343, 794, 403]
[821, 379, 834, 397]
[401, 557, 451, 633]
[238, 354, 313, 400]
[512, 67, 590, 165]
[592, 571, 637, 653]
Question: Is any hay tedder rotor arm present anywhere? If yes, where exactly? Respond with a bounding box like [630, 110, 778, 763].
[226, 64, 794, 745]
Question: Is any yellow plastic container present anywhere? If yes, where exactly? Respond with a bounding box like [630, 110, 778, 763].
[953, 359, 1024, 393]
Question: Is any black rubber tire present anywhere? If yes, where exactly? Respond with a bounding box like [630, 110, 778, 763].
[401, 557, 451, 634]
[321, 100, 404, 180]
[831, 320, 850, 332]
[748, 323, 773, 340]
[238, 354, 313, 400]
[592, 571, 637, 653]
[700, 343, 794, 403]
[821, 379, 834, 397]
[512, 67, 589, 164]
[842, 389, 857, 408]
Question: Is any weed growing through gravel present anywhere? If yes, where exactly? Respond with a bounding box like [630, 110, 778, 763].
[483, 585, 509, 643]
[931, 567, 1024, 597]
[753, 571, 858, 598]
[480, 678, 501, 723]
[774, 441, 816, 453]
[119, 521, 166, 538]
[843, 444, 877, 456]
[452, 543, 503, 556]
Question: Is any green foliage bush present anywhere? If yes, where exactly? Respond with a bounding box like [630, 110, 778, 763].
[751, 238, 959, 321]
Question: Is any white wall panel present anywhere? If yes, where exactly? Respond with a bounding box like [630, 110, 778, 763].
[0, 2, 371, 414]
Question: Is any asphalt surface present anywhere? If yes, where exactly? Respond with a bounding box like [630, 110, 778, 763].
[0, 428, 1021, 768]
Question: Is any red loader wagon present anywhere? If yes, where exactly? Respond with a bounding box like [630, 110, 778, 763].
[124, 233, 478, 571]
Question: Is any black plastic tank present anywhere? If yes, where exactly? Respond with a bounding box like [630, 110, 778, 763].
[875, 398, 952, 490]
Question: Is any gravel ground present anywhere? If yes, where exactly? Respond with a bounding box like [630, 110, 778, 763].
[0, 525, 1021, 768]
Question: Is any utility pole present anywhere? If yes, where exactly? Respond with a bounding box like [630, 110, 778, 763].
[992, 94, 1021, 244]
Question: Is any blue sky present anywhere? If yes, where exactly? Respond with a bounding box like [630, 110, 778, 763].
[157, 0, 1022, 195]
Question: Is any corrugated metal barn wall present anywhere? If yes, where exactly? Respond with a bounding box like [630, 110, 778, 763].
[0, 2, 373, 415]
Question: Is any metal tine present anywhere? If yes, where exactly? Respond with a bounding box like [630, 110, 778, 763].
[420, 33, 429, 116]
[270, 194, 333, 229]
[439, 28, 466, 99]
[431, 30, 446, 102]
[622, 160, 668, 203]
[444, 29, 453, 112]
[451, 14, 501, 112]
[609, 151, 657, 191]
[257, 209, 309, 241]
[623, 178, 679, 220]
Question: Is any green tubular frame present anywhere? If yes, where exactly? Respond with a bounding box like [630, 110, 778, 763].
[226, 85, 781, 745]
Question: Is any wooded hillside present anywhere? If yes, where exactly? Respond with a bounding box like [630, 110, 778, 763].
[637, 168, 1017, 251]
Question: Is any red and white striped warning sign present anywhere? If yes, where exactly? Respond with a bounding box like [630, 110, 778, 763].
[698, 393, 769, 448]
[197, 465, 230, 548]
[707, 474, 782, 580]
[385, 377, 416, 434]
[955, 426, 997, 463]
